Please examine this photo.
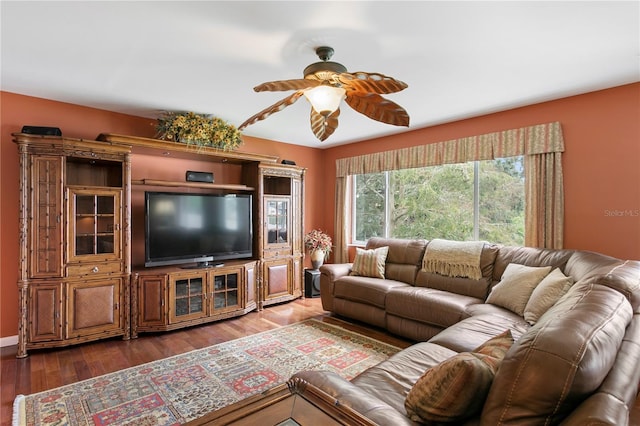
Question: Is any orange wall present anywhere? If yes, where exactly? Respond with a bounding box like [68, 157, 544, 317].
[2, 84, 638, 339]
[319, 83, 640, 262]
[0, 92, 322, 339]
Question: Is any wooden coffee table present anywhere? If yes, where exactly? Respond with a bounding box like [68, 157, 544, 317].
[185, 377, 376, 425]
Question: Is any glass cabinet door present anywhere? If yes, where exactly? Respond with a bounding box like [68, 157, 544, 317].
[68, 188, 121, 261]
[170, 274, 207, 323]
[265, 197, 289, 246]
[212, 273, 239, 311]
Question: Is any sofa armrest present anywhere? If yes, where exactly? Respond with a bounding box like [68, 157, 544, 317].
[292, 370, 415, 425]
[560, 393, 629, 426]
[319, 263, 352, 311]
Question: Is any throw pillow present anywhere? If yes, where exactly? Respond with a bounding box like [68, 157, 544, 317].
[486, 263, 552, 316]
[405, 330, 514, 423]
[472, 330, 514, 374]
[405, 352, 493, 423]
[474, 329, 514, 362]
[350, 246, 389, 279]
[523, 268, 574, 325]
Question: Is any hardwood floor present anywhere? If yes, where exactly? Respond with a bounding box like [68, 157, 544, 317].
[0, 298, 410, 425]
[2, 297, 639, 425]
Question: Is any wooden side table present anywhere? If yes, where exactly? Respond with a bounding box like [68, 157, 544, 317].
[185, 377, 376, 425]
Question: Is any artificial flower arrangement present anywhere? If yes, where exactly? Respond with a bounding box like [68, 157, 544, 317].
[303, 229, 332, 259]
[156, 111, 243, 151]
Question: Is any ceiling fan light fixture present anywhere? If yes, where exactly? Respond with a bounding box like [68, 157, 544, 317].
[239, 45, 409, 142]
[303, 60, 347, 78]
[303, 85, 346, 116]
[303, 46, 346, 79]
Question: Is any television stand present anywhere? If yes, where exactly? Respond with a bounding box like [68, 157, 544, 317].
[132, 260, 257, 338]
[181, 261, 224, 269]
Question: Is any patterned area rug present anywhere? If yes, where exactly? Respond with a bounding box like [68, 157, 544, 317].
[13, 319, 399, 425]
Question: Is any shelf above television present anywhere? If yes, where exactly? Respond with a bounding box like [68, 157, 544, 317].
[97, 133, 279, 164]
[133, 179, 254, 191]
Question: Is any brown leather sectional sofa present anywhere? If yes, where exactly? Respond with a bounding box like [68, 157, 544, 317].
[293, 237, 640, 425]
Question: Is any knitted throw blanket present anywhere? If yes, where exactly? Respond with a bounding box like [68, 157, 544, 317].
[422, 239, 484, 280]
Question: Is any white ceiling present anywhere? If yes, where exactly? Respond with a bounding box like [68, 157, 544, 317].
[2, 1, 638, 148]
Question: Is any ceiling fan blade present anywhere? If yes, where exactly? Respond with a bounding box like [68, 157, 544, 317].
[310, 108, 340, 142]
[337, 72, 408, 94]
[254, 79, 321, 92]
[345, 93, 410, 127]
[238, 91, 305, 130]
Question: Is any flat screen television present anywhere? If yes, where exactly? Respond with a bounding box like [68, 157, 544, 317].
[145, 191, 253, 268]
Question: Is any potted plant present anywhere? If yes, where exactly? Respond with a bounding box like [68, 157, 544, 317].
[156, 111, 243, 151]
[304, 229, 332, 270]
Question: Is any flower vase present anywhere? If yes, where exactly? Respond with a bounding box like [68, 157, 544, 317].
[310, 249, 325, 270]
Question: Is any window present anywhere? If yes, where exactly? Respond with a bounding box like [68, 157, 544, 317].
[352, 156, 524, 245]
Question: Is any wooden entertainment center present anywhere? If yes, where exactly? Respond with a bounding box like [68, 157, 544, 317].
[13, 132, 305, 357]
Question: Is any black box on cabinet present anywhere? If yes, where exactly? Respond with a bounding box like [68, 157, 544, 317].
[186, 170, 214, 183]
[305, 269, 321, 298]
[21, 125, 62, 136]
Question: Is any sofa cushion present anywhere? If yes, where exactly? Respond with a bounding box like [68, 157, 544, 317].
[350, 246, 389, 278]
[333, 299, 388, 329]
[481, 281, 634, 425]
[572, 314, 640, 423]
[524, 267, 574, 325]
[565, 253, 640, 311]
[486, 263, 551, 316]
[366, 237, 427, 284]
[353, 342, 457, 416]
[386, 287, 483, 329]
[563, 250, 622, 283]
[293, 370, 415, 426]
[416, 272, 490, 301]
[333, 276, 408, 308]
[405, 331, 514, 423]
[492, 245, 574, 282]
[386, 315, 447, 342]
[429, 313, 529, 354]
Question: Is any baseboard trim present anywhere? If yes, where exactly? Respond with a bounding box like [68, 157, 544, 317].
[0, 335, 18, 347]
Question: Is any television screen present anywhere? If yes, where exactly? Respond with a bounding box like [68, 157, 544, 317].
[145, 191, 253, 267]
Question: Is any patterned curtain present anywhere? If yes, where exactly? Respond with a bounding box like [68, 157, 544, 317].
[525, 152, 564, 249]
[334, 122, 565, 255]
[333, 176, 349, 263]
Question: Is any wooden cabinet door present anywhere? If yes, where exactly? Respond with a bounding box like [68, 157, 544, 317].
[28, 282, 63, 342]
[29, 156, 64, 278]
[262, 258, 293, 301]
[245, 262, 257, 311]
[168, 271, 208, 324]
[210, 271, 242, 314]
[67, 188, 122, 263]
[263, 197, 291, 249]
[137, 274, 167, 328]
[67, 278, 123, 338]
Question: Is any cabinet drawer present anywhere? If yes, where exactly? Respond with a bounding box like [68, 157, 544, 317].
[66, 261, 122, 277]
[263, 249, 291, 259]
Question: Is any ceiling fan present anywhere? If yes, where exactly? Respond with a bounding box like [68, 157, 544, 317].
[238, 46, 410, 142]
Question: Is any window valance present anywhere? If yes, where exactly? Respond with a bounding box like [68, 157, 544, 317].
[336, 121, 564, 177]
